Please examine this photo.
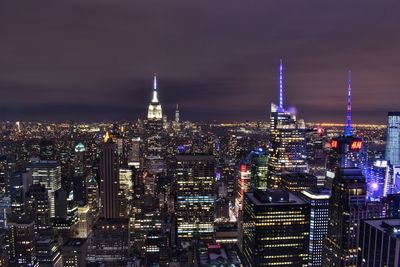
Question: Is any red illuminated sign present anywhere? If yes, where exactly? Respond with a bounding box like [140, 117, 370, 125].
[331, 140, 338, 148]
[241, 164, 247, 172]
[350, 141, 362, 150]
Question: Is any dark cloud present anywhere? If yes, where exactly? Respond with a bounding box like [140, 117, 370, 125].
[0, 0, 399, 123]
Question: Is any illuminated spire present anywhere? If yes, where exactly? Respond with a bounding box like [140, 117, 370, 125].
[175, 104, 180, 123]
[279, 59, 284, 111]
[345, 70, 352, 136]
[151, 74, 159, 103]
[103, 132, 110, 143]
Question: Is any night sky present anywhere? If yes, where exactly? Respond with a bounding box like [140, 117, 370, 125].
[1, 1, 399, 123]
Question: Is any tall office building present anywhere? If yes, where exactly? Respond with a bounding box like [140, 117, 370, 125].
[267, 60, 308, 189]
[100, 138, 120, 219]
[175, 104, 180, 123]
[39, 139, 56, 161]
[242, 189, 310, 267]
[323, 168, 367, 267]
[30, 160, 62, 218]
[9, 170, 32, 216]
[147, 74, 163, 120]
[176, 154, 216, 241]
[87, 138, 131, 264]
[26, 184, 52, 235]
[300, 189, 331, 267]
[86, 218, 130, 265]
[87, 176, 99, 215]
[386, 112, 400, 166]
[145, 75, 166, 177]
[73, 142, 87, 206]
[128, 137, 141, 168]
[325, 72, 366, 188]
[7, 220, 38, 267]
[358, 218, 400, 266]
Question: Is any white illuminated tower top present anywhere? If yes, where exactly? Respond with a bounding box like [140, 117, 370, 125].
[147, 74, 163, 120]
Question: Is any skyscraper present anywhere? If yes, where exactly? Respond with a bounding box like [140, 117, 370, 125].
[386, 112, 400, 166]
[147, 74, 163, 120]
[325, 72, 366, 188]
[100, 138, 120, 219]
[145, 75, 165, 170]
[175, 104, 180, 123]
[267, 60, 308, 189]
[176, 154, 216, 241]
[7, 220, 38, 267]
[323, 168, 367, 266]
[30, 160, 61, 218]
[300, 189, 330, 267]
[26, 184, 51, 235]
[242, 189, 310, 267]
[358, 218, 400, 266]
[73, 142, 87, 206]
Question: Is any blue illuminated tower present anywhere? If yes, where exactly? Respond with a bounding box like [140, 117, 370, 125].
[267, 59, 308, 189]
[325, 71, 366, 188]
[345, 71, 352, 136]
[279, 59, 284, 111]
[386, 112, 400, 166]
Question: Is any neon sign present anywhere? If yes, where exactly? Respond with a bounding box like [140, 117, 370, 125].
[350, 141, 362, 150]
[330, 140, 338, 148]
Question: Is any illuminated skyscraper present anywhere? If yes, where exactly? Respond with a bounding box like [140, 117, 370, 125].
[26, 184, 51, 235]
[323, 168, 366, 267]
[325, 72, 366, 188]
[176, 154, 216, 241]
[386, 112, 400, 166]
[147, 74, 163, 120]
[145, 75, 165, 166]
[100, 138, 120, 219]
[73, 142, 87, 206]
[175, 104, 180, 123]
[300, 189, 330, 267]
[267, 60, 308, 189]
[242, 189, 310, 267]
[30, 160, 62, 218]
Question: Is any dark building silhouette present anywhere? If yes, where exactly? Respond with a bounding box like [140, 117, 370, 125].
[323, 168, 366, 266]
[358, 218, 400, 266]
[100, 138, 120, 219]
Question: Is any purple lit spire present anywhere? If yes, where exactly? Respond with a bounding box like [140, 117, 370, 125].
[345, 70, 352, 136]
[279, 59, 284, 111]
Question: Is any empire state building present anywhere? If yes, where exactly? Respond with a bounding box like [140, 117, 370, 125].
[147, 74, 162, 120]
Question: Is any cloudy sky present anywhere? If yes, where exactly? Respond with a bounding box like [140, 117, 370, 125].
[0, 0, 399, 123]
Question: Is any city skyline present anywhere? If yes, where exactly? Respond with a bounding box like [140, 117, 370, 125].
[1, 1, 400, 123]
